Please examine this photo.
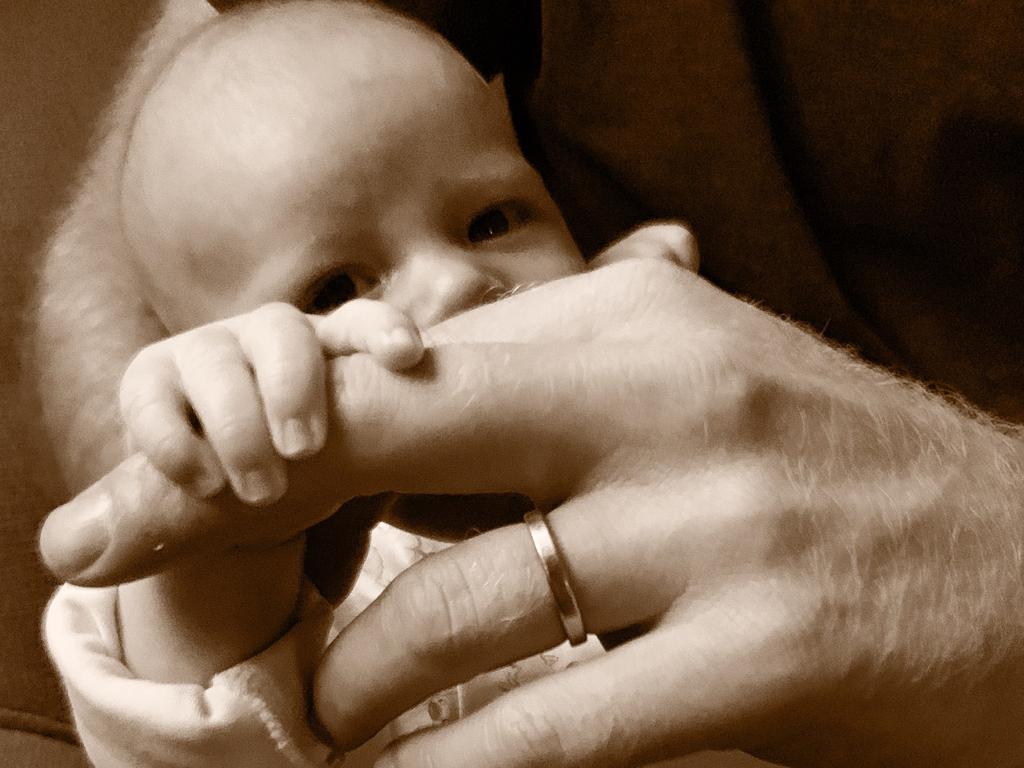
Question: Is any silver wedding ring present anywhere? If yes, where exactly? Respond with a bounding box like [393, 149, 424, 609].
[524, 510, 587, 646]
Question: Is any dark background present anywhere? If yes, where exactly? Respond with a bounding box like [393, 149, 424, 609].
[0, 2, 157, 761]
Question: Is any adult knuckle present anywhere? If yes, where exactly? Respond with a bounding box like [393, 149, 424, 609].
[384, 553, 483, 664]
[665, 225, 697, 259]
[716, 358, 761, 407]
[625, 249, 678, 280]
[705, 361, 787, 442]
[626, 252, 699, 305]
[663, 219, 695, 245]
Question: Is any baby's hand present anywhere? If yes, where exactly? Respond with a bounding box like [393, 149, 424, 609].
[589, 221, 700, 273]
[119, 300, 422, 505]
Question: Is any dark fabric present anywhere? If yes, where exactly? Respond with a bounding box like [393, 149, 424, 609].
[513, 1, 1022, 421]
[0, 728, 89, 768]
[764, 2, 1024, 421]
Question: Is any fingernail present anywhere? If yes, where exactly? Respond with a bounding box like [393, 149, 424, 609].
[39, 492, 112, 580]
[279, 418, 315, 458]
[233, 465, 287, 506]
[387, 327, 416, 347]
[371, 327, 415, 353]
[191, 462, 226, 498]
[371, 327, 423, 370]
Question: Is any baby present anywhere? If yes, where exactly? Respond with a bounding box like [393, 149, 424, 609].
[117, 0, 585, 508]
[48, 1, 695, 766]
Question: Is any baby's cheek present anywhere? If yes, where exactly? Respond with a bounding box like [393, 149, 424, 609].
[512, 232, 586, 286]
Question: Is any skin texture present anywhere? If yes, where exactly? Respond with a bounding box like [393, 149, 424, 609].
[34, 1, 1024, 765]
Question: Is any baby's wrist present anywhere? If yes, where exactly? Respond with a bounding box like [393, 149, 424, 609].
[118, 537, 306, 684]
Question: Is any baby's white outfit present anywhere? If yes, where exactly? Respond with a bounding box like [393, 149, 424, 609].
[46, 523, 602, 767]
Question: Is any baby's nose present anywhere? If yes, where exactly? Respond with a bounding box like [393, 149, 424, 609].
[384, 252, 502, 326]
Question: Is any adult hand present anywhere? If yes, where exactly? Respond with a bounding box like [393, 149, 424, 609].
[308, 267, 1023, 765]
[40, 254, 1024, 766]
[37, 222, 698, 592]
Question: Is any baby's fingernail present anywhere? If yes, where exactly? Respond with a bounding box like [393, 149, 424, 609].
[233, 465, 287, 506]
[191, 463, 226, 498]
[278, 421, 313, 456]
[371, 327, 423, 370]
[39, 492, 112, 580]
[387, 327, 417, 347]
[191, 456, 227, 499]
[372, 327, 416, 353]
[276, 417, 323, 460]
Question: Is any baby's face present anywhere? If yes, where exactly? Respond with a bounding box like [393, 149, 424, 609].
[204, 78, 583, 329]
[123, 5, 584, 331]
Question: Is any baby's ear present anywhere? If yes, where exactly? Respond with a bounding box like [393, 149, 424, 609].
[488, 73, 506, 95]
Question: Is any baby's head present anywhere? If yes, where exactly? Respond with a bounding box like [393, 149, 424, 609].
[121, 0, 583, 333]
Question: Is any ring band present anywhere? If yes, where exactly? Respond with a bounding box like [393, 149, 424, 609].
[524, 510, 587, 646]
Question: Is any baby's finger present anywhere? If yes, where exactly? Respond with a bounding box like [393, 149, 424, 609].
[119, 348, 226, 498]
[174, 325, 286, 506]
[236, 303, 327, 459]
[312, 298, 423, 370]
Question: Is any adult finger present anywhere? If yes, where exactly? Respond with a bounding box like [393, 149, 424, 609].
[312, 298, 423, 370]
[119, 347, 225, 498]
[39, 453, 245, 584]
[423, 256, 697, 346]
[175, 324, 287, 505]
[312, 491, 689, 749]
[236, 302, 327, 459]
[589, 220, 700, 273]
[37, 451, 375, 596]
[376, 583, 807, 768]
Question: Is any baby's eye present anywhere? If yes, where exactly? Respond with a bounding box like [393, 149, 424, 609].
[305, 271, 357, 314]
[467, 203, 529, 243]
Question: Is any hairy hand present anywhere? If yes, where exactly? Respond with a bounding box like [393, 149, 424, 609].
[40, 257, 1024, 766]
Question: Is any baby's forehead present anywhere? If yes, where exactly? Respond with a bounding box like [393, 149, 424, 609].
[172, 2, 482, 105]
[132, 1, 501, 169]
[121, 2, 521, 278]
